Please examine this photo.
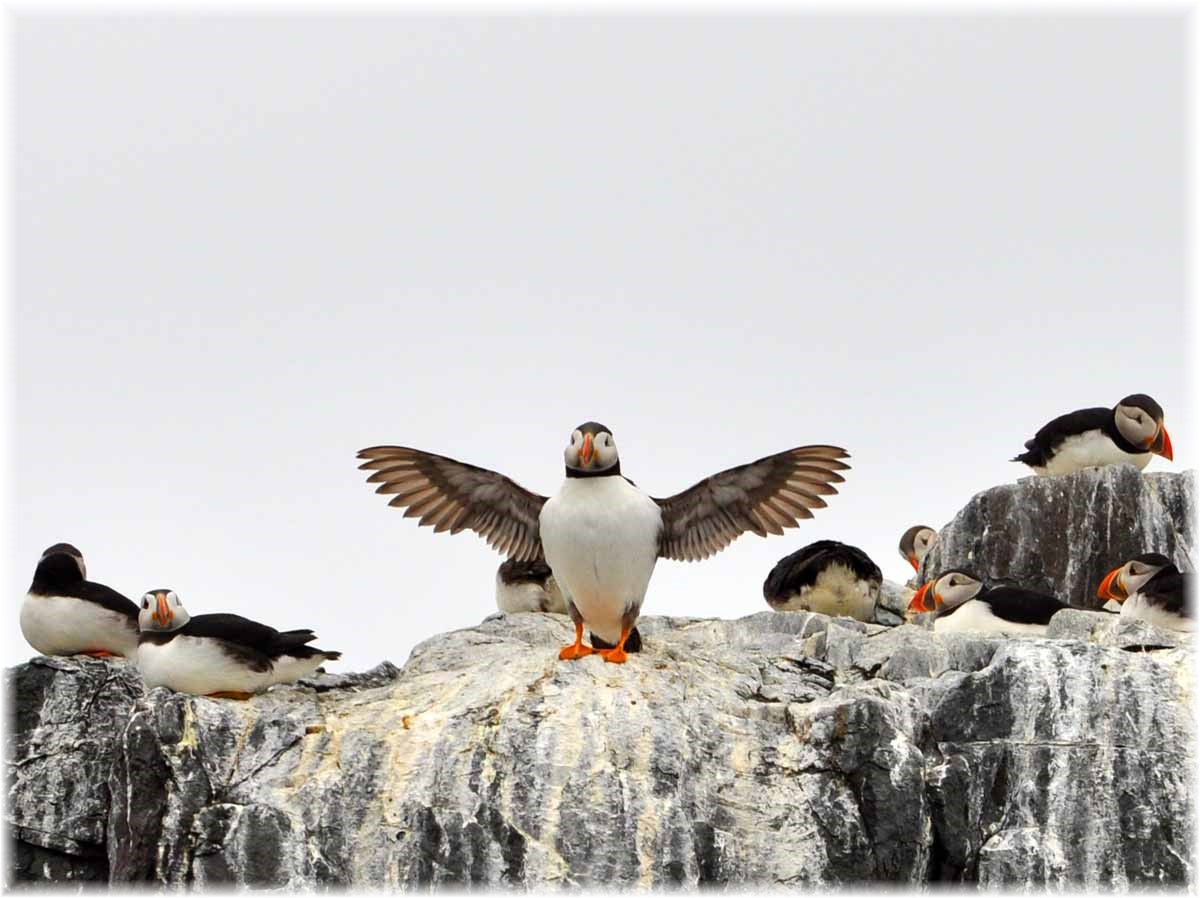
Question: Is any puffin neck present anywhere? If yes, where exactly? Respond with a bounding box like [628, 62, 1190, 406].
[565, 462, 622, 479]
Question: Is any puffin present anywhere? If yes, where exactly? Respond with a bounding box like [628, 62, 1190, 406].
[21, 543, 139, 658]
[358, 421, 850, 663]
[495, 558, 569, 615]
[1012, 393, 1173, 475]
[136, 589, 342, 698]
[908, 569, 1067, 636]
[898, 525, 937, 572]
[762, 540, 881, 621]
[1097, 553, 1193, 632]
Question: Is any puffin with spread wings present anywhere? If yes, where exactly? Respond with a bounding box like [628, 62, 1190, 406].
[358, 422, 851, 664]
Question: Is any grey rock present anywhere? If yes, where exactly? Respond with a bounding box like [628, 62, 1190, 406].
[921, 467, 1194, 607]
[7, 610, 1192, 889]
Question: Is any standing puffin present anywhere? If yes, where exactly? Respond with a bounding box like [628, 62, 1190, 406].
[898, 525, 937, 572]
[21, 543, 139, 658]
[1097, 553, 1193, 632]
[908, 570, 1067, 636]
[1012, 393, 1173, 475]
[495, 558, 568, 614]
[762, 540, 881, 621]
[137, 589, 342, 698]
[358, 422, 850, 663]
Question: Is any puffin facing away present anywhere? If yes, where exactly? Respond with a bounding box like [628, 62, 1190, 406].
[358, 422, 850, 663]
[21, 543, 139, 658]
[137, 589, 342, 698]
[1097, 553, 1193, 632]
[898, 525, 937, 572]
[496, 558, 568, 614]
[909, 570, 1067, 636]
[763, 540, 881, 621]
[1012, 393, 1173, 475]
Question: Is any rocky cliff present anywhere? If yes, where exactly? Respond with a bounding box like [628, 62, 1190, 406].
[922, 466, 1194, 607]
[7, 468, 1194, 889]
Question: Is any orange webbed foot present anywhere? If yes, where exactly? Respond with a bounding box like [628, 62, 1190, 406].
[205, 691, 254, 700]
[598, 646, 628, 664]
[558, 643, 595, 661]
[82, 650, 116, 658]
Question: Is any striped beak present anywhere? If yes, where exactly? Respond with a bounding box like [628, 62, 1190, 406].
[153, 592, 173, 627]
[1097, 566, 1128, 603]
[908, 582, 937, 613]
[580, 432, 594, 467]
[1153, 425, 1174, 461]
[906, 553, 920, 572]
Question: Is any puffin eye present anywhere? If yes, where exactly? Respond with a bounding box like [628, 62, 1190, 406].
[141, 595, 151, 608]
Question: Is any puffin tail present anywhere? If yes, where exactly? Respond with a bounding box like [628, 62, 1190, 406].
[271, 629, 318, 651]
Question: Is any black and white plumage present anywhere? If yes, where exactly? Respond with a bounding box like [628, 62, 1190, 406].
[496, 558, 568, 614]
[1012, 393, 1173, 476]
[358, 421, 850, 662]
[136, 589, 341, 697]
[1097, 553, 1193, 632]
[909, 570, 1067, 636]
[763, 540, 881, 621]
[898, 525, 937, 573]
[21, 543, 139, 658]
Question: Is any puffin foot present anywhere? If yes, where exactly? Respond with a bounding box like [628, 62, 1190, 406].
[558, 621, 595, 661]
[597, 625, 633, 664]
[82, 650, 116, 658]
[206, 691, 255, 700]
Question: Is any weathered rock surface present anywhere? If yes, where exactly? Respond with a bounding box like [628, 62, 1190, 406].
[7, 610, 1192, 889]
[921, 467, 1194, 608]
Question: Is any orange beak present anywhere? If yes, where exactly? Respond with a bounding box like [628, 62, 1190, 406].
[907, 554, 920, 572]
[1155, 425, 1174, 461]
[154, 593, 173, 627]
[908, 582, 937, 613]
[1097, 566, 1127, 602]
[580, 432, 594, 467]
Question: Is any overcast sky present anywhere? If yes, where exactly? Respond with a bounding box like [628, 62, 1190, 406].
[12, 13, 1187, 670]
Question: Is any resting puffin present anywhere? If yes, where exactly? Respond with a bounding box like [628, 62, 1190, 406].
[496, 558, 568, 614]
[358, 422, 850, 663]
[762, 540, 881, 621]
[136, 589, 342, 698]
[1012, 393, 1173, 475]
[21, 543, 139, 658]
[1097, 553, 1193, 632]
[898, 525, 937, 572]
[908, 570, 1067, 636]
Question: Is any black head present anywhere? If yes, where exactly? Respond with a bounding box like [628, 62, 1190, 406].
[31, 547, 87, 592]
[1118, 394, 1164, 420]
[1131, 552, 1172, 568]
[564, 422, 621, 478]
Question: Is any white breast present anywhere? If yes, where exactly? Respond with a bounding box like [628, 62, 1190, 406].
[539, 476, 663, 643]
[1034, 430, 1151, 476]
[933, 599, 1049, 636]
[1120, 594, 1194, 632]
[771, 564, 878, 621]
[136, 635, 275, 695]
[20, 593, 139, 657]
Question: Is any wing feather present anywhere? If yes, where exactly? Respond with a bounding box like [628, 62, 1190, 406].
[357, 446, 547, 561]
[655, 445, 850, 561]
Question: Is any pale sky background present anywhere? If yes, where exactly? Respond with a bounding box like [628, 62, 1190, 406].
[11, 13, 1188, 670]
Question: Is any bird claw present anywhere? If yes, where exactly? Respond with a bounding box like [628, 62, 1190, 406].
[558, 643, 595, 661]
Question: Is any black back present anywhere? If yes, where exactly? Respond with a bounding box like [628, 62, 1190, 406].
[498, 557, 553, 586]
[942, 585, 1067, 626]
[29, 552, 138, 621]
[763, 540, 881, 601]
[140, 612, 317, 663]
[1140, 566, 1191, 618]
[1012, 406, 1131, 467]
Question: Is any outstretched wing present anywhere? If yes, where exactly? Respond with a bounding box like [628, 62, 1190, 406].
[357, 446, 548, 562]
[654, 445, 851, 562]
